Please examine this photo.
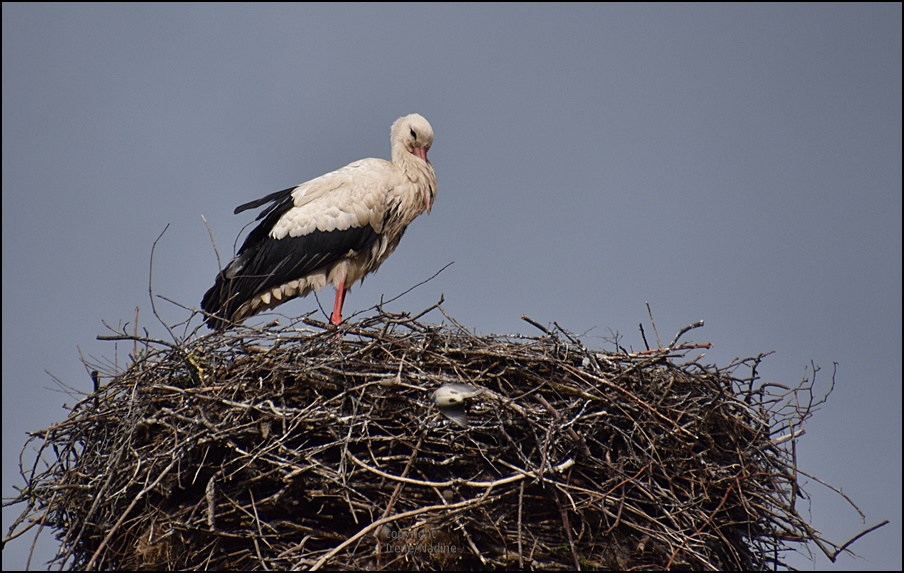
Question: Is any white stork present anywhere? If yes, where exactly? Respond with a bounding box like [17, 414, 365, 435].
[201, 113, 436, 330]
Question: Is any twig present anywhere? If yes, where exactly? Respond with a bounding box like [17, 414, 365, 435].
[646, 301, 662, 349]
[520, 315, 549, 335]
[148, 224, 178, 344]
[380, 434, 425, 520]
[639, 322, 650, 351]
[554, 488, 580, 571]
[347, 451, 574, 488]
[669, 320, 705, 348]
[438, 303, 480, 341]
[829, 520, 889, 561]
[361, 261, 454, 321]
[96, 334, 180, 350]
[201, 214, 224, 276]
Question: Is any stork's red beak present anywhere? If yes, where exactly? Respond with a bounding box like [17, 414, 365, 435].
[413, 147, 428, 162]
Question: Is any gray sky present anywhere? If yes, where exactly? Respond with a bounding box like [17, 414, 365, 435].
[3, 3, 901, 570]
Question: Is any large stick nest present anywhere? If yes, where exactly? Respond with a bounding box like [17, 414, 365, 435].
[4, 305, 861, 570]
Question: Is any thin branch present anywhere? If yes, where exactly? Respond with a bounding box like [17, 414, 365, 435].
[646, 301, 662, 349]
[201, 214, 224, 275]
[829, 520, 889, 561]
[347, 451, 574, 488]
[148, 224, 178, 344]
[521, 315, 549, 335]
[361, 261, 455, 320]
[669, 320, 705, 348]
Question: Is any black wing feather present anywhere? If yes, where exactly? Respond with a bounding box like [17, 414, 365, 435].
[234, 188, 297, 254]
[234, 186, 295, 216]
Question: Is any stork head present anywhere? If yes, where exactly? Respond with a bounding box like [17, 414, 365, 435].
[392, 113, 434, 163]
[391, 113, 436, 213]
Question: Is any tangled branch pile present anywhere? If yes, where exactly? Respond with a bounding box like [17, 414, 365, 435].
[5, 306, 855, 570]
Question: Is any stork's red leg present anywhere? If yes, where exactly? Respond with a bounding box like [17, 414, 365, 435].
[330, 278, 346, 325]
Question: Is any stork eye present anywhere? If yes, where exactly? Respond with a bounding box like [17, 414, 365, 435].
[409, 128, 417, 140]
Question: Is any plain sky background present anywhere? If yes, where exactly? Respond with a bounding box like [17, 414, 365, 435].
[3, 3, 901, 570]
